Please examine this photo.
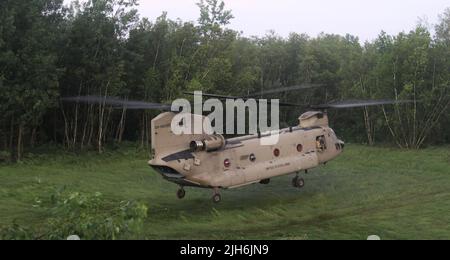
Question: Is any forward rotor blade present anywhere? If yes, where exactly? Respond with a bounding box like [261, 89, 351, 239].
[183, 92, 306, 107]
[311, 99, 414, 110]
[184, 83, 322, 100]
[249, 84, 323, 97]
[61, 96, 172, 111]
[183, 92, 242, 100]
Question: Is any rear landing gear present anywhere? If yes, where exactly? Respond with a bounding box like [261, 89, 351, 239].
[177, 187, 186, 199]
[212, 188, 222, 203]
[212, 193, 222, 203]
[292, 176, 305, 188]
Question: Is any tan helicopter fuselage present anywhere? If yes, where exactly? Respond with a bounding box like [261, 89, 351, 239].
[149, 112, 344, 188]
[148, 111, 345, 189]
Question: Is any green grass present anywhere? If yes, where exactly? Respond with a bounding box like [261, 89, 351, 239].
[0, 144, 449, 240]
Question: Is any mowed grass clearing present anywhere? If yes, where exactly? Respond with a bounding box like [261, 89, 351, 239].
[0, 144, 449, 240]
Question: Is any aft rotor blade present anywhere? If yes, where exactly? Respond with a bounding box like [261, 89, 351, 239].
[249, 84, 323, 97]
[61, 96, 172, 111]
[183, 92, 306, 107]
[183, 92, 243, 100]
[311, 99, 414, 110]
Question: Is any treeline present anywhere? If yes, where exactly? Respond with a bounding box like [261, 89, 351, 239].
[0, 0, 449, 161]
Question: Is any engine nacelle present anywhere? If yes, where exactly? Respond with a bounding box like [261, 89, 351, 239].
[299, 111, 329, 128]
[190, 134, 226, 152]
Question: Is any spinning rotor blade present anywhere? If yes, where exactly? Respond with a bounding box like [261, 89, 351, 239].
[61, 96, 172, 111]
[183, 92, 243, 100]
[183, 92, 306, 107]
[249, 84, 323, 97]
[311, 99, 414, 110]
[183, 84, 320, 107]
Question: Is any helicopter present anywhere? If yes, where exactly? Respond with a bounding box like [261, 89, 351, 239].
[63, 85, 411, 203]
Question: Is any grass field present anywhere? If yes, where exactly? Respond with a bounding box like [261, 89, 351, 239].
[0, 144, 449, 240]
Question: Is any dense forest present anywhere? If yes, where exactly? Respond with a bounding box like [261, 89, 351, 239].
[0, 0, 449, 161]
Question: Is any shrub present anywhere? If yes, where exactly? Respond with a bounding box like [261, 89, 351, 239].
[0, 190, 148, 240]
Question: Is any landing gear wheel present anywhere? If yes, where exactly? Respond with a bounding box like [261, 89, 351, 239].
[212, 193, 222, 203]
[260, 179, 271, 185]
[296, 178, 305, 188]
[292, 176, 305, 188]
[177, 188, 186, 199]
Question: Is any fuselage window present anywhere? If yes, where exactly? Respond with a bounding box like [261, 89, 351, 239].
[316, 135, 327, 151]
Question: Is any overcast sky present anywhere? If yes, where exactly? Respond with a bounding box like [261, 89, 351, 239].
[134, 0, 449, 42]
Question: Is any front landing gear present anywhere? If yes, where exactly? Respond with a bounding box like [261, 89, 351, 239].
[292, 175, 305, 189]
[260, 178, 271, 185]
[177, 187, 186, 199]
[212, 188, 222, 203]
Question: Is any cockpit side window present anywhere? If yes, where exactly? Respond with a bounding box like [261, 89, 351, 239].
[316, 135, 327, 152]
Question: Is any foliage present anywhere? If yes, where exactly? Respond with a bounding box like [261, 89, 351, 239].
[0, 0, 449, 159]
[0, 222, 35, 240]
[0, 189, 148, 240]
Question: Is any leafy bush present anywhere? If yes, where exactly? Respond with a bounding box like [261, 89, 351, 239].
[0, 222, 35, 240]
[0, 190, 148, 240]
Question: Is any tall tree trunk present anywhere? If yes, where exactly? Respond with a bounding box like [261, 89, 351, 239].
[116, 106, 127, 143]
[87, 108, 95, 148]
[363, 106, 374, 145]
[73, 82, 83, 147]
[392, 58, 409, 148]
[17, 124, 24, 161]
[412, 82, 417, 147]
[140, 112, 145, 149]
[61, 106, 70, 149]
[98, 81, 110, 153]
[98, 105, 104, 153]
[145, 113, 150, 150]
[102, 107, 113, 144]
[382, 106, 403, 148]
[1, 130, 7, 151]
[9, 117, 14, 152]
[359, 77, 374, 145]
[73, 103, 79, 148]
[30, 127, 37, 148]
[81, 112, 88, 150]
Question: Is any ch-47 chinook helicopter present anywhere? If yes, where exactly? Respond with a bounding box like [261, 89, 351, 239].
[63, 85, 411, 203]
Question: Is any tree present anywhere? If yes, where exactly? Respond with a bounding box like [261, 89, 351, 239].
[436, 8, 450, 46]
[59, 0, 138, 152]
[1, 0, 449, 162]
[432, 9, 450, 144]
[366, 27, 449, 148]
[197, 0, 234, 39]
[0, 0, 64, 160]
